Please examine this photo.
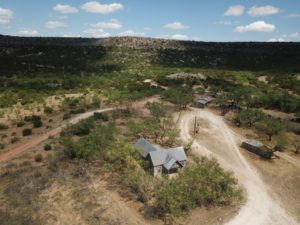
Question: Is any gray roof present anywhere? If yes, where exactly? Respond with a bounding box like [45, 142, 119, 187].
[198, 96, 214, 103]
[134, 139, 187, 168]
[149, 146, 187, 167]
[135, 138, 159, 158]
[163, 158, 178, 170]
[244, 139, 264, 148]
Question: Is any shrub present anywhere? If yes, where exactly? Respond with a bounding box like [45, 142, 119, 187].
[0, 123, 9, 130]
[33, 120, 43, 128]
[24, 115, 41, 122]
[155, 158, 241, 217]
[17, 121, 25, 127]
[23, 128, 32, 136]
[63, 123, 116, 160]
[44, 144, 52, 151]
[63, 113, 71, 120]
[70, 108, 86, 114]
[44, 106, 54, 114]
[94, 112, 109, 121]
[10, 137, 20, 144]
[0, 143, 4, 150]
[34, 154, 43, 162]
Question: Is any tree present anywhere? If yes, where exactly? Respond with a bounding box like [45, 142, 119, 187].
[146, 102, 168, 121]
[259, 117, 283, 141]
[235, 109, 265, 127]
[164, 87, 193, 109]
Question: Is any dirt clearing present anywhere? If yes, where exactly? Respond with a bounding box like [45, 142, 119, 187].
[177, 108, 299, 225]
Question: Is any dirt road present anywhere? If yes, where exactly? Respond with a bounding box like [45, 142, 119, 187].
[178, 108, 298, 225]
[0, 107, 115, 163]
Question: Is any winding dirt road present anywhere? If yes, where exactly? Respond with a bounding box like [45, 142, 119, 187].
[0, 107, 115, 163]
[178, 108, 298, 225]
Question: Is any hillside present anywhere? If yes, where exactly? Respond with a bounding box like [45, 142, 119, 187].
[1, 35, 300, 72]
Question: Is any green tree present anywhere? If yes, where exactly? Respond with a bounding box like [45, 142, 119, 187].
[164, 87, 193, 109]
[235, 109, 265, 127]
[259, 117, 283, 141]
[146, 101, 168, 121]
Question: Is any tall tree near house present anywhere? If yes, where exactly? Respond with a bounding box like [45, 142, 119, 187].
[146, 101, 168, 121]
[164, 87, 193, 109]
[260, 117, 283, 141]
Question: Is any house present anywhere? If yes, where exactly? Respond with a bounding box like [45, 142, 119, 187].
[197, 95, 214, 108]
[134, 138, 187, 176]
[241, 139, 274, 159]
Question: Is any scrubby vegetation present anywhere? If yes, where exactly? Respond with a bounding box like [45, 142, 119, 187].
[0, 35, 299, 224]
[56, 105, 241, 219]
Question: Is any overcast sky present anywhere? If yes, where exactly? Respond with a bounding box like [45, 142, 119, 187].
[0, 0, 299, 42]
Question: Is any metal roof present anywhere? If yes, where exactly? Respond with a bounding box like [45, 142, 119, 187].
[135, 139, 187, 167]
[163, 158, 177, 170]
[149, 146, 187, 167]
[244, 139, 264, 148]
[134, 138, 159, 158]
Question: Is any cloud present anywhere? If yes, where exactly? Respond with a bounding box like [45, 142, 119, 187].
[45, 21, 67, 29]
[234, 21, 275, 32]
[224, 5, 245, 16]
[217, 20, 233, 26]
[18, 28, 39, 36]
[268, 33, 300, 42]
[282, 33, 300, 39]
[56, 15, 68, 20]
[0, 7, 13, 25]
[53, 4, 78, 14]
[159, 34, 189, 40]
[286, 13, 300, 18]
[248, 5, 279, 17]
[144, 27, 152, 31]
[89, 19, 121, 29]
[164, 22, 189, 30]
[118, 30, 146, 37]
[268, 38, 285, 42]
[81, 1, 123, 14]
[83, 28, 111, 38]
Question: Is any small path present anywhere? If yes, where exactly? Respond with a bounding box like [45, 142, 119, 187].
[0, 107, 116, 163]
[274, 152, 300, 169]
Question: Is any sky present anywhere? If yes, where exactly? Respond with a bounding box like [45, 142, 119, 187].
[0, 0, 299, 42]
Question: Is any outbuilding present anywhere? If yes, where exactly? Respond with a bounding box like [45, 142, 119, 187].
[197, 95, 214, 108]
[241, 139, 273, 159]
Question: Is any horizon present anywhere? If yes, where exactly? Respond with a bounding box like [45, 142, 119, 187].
[0, 1, 299, 42]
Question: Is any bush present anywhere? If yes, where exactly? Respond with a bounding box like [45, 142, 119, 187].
[94, 112, 109, 121]
[10, 137, 20, 144]
[44, 144, 52, 151]
[0, 143, 4, 150]
[17, 121, 25, 127]
[155, 158, 241, 217]
[70, 108, 86, 114]
[0, 123, 9, 130]
[68, 118, 94, 136]
[34, 154, 43, 162]
[63, 113, 71, 120]
[33, 120, 43, 128]
[63, 123, 116, 160]
[23, 128, 32, 136]
[24, 115, 41, 122]
[44, 106, 54, 114]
